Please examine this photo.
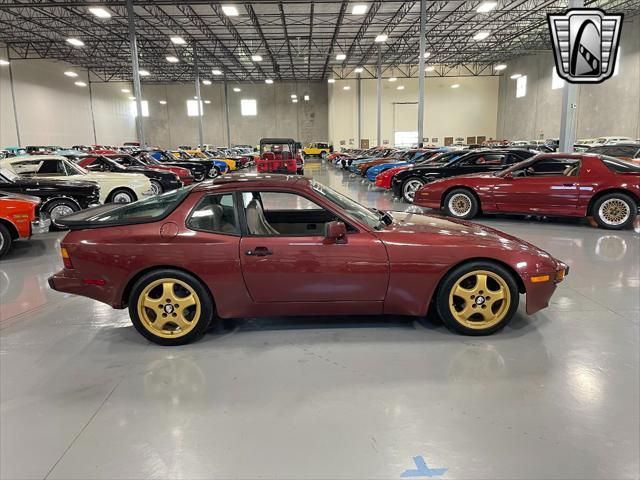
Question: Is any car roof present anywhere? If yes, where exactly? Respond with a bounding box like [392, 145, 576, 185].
[193, 173, 306, 192]
[1, 154, 68, 162]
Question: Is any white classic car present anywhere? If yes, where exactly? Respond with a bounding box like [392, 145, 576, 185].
[1, 155, 153, 203]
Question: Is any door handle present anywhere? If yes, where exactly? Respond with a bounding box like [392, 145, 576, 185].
[245, 247, 273, 257]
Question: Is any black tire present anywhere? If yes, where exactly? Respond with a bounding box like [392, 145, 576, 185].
[436, 261, 519, 336]
[194, 171, 206, 182]
[43, 198, 80, 230]
[128, 269, 215, 346]
[297, 168, 304, 175]
[592, 193, 637, 230]
[212, 166, 221, 178]
[0, 223, 12, 259]
[443, 188, 479, 220]
[108, 188, 136, 204]
[150, 180, 163, 195]
[401, 177, 425, 203]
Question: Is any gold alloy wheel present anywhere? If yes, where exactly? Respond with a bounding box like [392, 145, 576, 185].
[598, 198, 630, 226]
[137, 278, 201, 338]
[449, 270, 511, 330]
[448, 193, 472, 216]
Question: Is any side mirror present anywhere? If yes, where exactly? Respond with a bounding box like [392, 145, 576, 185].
[324, 221, 348, 245]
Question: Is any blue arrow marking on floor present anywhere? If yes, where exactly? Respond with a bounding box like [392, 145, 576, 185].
[400, 456, 448, 477]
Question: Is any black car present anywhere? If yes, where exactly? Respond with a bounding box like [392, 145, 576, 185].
[133, 150, 208, 181]
[78, 155, 182, 194]
[392, 149, 536, 203]
[0, 166, 100, 229]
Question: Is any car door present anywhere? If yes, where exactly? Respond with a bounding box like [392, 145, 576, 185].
[238, 190, 389, 303]
[492, 157, 581, 215]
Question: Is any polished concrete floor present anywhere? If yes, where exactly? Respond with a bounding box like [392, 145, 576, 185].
[1, 159, 639, 480]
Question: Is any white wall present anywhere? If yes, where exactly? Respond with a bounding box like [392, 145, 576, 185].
[328, 75, 499, 148]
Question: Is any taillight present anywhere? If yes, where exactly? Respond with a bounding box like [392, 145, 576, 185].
[61, 247, 74, 269]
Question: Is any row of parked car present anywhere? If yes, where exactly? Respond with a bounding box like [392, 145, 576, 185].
[326, 141, 640, 230]
[0, 145, 258, 258]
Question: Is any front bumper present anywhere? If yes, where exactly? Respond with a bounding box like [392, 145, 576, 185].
[524, 262, 569, 315]
[31, 216, 51, 235]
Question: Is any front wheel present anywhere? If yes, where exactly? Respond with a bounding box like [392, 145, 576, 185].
[0, 223, 12, 259]
[402, 177, 425, 203]
[436, 261, 519, 336]
[150, 180, 163, 195]
[43, 199, 79, 230]
[210, 167, 221, 179]
[129, 269, 215, 346]
[443, 189, 479, 220]
[592, 193, 636, 230]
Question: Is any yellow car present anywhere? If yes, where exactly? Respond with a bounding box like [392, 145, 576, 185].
[302, 142, 332, 158]
[184, 149, 238, 171]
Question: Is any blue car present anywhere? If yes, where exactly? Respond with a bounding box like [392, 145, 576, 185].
[365, 148, 450, 181]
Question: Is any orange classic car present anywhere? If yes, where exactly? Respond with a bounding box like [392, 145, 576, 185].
[0, 191, 50, 258]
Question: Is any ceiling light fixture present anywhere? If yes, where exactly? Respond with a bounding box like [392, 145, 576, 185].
[251, 54, 263, 62]
[221, 5, 239, 16]
[292, 98, 298, 103]
[336, 53, 346, 61]
[0, 59, 9, 66]
[121, 88, 130, 93]
[354, 67, 364, 73]
[170, 36, 186, 45]
[388, 77, 397, 82]
[397, 85, 405, 90]
[291, 94, 297, 99]
[451, 84, 460, 88]
[233, 87, 241, 92]
[88, 7, 111, 18]
[129, 96, 136, 100]
[64, 71, 78, 77]
[473, 31, 491, 41]
[328, 78, 336, 83]
[212, 69, 222, 75]
[304, 95, 310, 101]
[265, 79, 274, 84]
[374, 34, 388, 43]
[476, 1, 497, 13]
[351, 4, 368, 15]
[494, 64, 507, 71]
[166, 56, 179, 63]
[159, 100, 167, 105]
[138, 69, 150, 76]
[423, 52, 431, 58]
[343, 85, 351, 90]
[510, 73, 522, 79]
[74, 81, 87, 87]
[202, 79, 212, 85]
[425, 66, 435, 72]
[66, 38, 84, 47]
[204, 100, 211, 104]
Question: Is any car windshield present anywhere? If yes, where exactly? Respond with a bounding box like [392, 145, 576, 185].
[309, 180, 387, 230]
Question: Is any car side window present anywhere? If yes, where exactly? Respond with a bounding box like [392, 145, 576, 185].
[187, 193, 238, 235]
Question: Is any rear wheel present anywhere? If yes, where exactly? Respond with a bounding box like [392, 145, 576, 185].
[402, 177, 425, 203]
[0, 224, 12, 259]
[443, 189, 479, 220]
[436, 261, 519, 336]
[592, 193, 636, 230]
[129, 269, 214, 346]
[43, 199, 79, 230]
[109, 188, 136, 203]
[194, 171, 205, 182]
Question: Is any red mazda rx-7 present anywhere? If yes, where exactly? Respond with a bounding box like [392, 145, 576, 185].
[49, 175, 567, 345]
[414, 153, 640, 230]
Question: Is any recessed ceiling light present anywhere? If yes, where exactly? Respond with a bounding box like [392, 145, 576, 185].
[476, 1, 497, 13]
[265, 79, 274, 84]
[221, 5, 239, 16]
[74, 81, 87, 87]
[328, 78, 336, 83]
[204, 100, 211, 104]
[202, 79, 212, 85]
[423, 52, 431, 58]
[88, 7, 111, 18]
[159, 100, 167, 105]
[121, 88, 130, 93]
[354, 67, 364, 73]
[304, 95, 310, 101]
[170, 36, 186, 45]
[388, 77, 397, 82]
[64, 71, 78, 77]
[0, 59, 9, 66]
[66, 38, 84, 47]
[233, 87, 241, 92]
[343, 85, 351, 90]
[510, 73, 522, 79]
[292, 98, 298, 103]
[251, 55, 263, 62]
[336, 53, 346, 61]
[291, 94, 297, 99]
[351, 4, 368, 15]
[425, 66, 435, 72]
[138, 69, 150, 76]
[212, 69, 222, 75]
[166, 56, 179, 63]
[451, 84, 460, 88]
[397, 85, 405, 90]
[473, 31, 491, 41]
[374, 34, 388, 43]
[494, 64, 507, 71]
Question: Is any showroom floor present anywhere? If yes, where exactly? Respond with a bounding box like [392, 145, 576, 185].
[1, 159, 639, 480]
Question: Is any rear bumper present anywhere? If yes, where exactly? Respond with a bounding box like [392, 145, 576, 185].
[30, 216, 51, 235]
[48, 269, 120, 308]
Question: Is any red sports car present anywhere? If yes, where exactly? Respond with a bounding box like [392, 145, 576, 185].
[414, 153, 640, 230]
[48, 175, 567, 345]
